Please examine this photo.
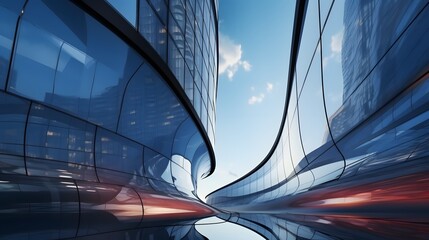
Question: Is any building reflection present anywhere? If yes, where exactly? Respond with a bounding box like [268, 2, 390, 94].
[206, 0, 429, 239]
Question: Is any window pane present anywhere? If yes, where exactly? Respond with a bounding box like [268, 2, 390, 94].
[139, 0, 167, 60]
[298, 44, 333, 162]
[118, 64, 188, 157]
[144, 148, 173, 183]
[95, 128, 143, 175]
[0, 1, 26, 89]
[106, 0, 137, 27]
[0, 92, 29, 174]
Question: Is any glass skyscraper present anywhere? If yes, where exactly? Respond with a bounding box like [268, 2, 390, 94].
[0, 0, 218, 238]
[1, 0, 429, 239]
[207, 0, 429, 227]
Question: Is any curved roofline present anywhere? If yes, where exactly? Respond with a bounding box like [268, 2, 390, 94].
[206, 0, 308, 199]
[71, 0, 219, 177]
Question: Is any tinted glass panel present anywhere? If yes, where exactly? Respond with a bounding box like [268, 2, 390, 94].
[0, 1, 25, 89]
[139, 0, 167, 60]
[298, 44, 333, 162]
[26, 104, 95, 166]
[118, 64, 188, 157]
[95, 128, 143, 175]
[0, 92, 29, 174]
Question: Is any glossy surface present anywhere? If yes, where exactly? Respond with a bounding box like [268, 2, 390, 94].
[0, 2, 217, 238]
[206, 1, 429, 232]
[0, 0, 215, 197]
[131, 0, 217, 144]
[0, 175, 217, 239]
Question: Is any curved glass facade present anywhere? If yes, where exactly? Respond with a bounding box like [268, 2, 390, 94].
[0, 0, 218, 237]
[106, 0, 218, 145]
[207, 0, 429, 213]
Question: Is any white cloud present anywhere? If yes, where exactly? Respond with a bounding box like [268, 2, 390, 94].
[330, 31, 343, 54]
[248, 93, 265, 105]
[266, 82, 273, 92]
[248, 83, 274, 105]
[219, 33, 252, 80]
[242, 60, 252, 71]
[323, 30, 343, 68]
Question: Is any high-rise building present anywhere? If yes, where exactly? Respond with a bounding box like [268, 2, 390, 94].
[0, 0, 218, 238]
[207, 0, 429, 222]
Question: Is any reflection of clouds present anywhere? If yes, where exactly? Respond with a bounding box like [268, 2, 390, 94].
[323, 29, 344, 68]
[219, 33, 252, 80]
[327, 92, 342, 104]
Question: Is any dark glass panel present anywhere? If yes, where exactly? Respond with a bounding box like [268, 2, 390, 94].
[118, 64, 188, 157]
[170, 0, 186, 33]
[139, 0, 168, 60]
[9, 21, 60, 102]
[168, 36, 185, 86]
[53, 43, 95, 118]
[26, 104, 95, 166]
[95, 128, 143, 176]
[0, 92, 29, 175]
[0, 0, 26, 89]
[0, 176, 79, 239]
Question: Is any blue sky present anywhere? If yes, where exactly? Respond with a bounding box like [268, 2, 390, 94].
[198, 0, 296, 199]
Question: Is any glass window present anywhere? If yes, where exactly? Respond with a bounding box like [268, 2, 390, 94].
[309, 147, 344, 187]
[321, 0, 345, 137]
[26, 104, 95, 166]
[0, 92, 29, 156]
[171, 161, 194, 197]
[144, 148, 173, 183]
[87, 27, 142, 130]
[139, 0, 168, 60]
[118, 64, 188, 157]
[53, 43, 95, 118]
[148, 0, 167, 25]
[169, 0, 186, 32]
[298, 44, 333, 162]
[9, 21, 61, 102]
[296, 0, 320, 94]
[185, 42, 194, 79]
[185, 65, 194, 100]
[106, 0, 137, 27]
[288, 112, 307, 173]
[169, 14, 185, 57]
[95, 128, 143, 175]
[0, 1, 26, 89]
[193, 85, 202, 118]
[319, 0, 333, 31]
[10, 0, 142, 131]
[168, 36, 185, 86]
[0, 92, 29, 174]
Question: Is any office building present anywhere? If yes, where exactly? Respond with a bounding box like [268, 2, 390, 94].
[0, 0, 218, 238]
[207, 0, 429, 220]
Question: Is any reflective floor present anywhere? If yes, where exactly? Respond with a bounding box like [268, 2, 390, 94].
[74, 213, 429, 240]
[2, 212, 427, 239]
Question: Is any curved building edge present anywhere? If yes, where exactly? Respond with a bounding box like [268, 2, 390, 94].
[206, 0, 429, 218]
[0, 0, 219, 237]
